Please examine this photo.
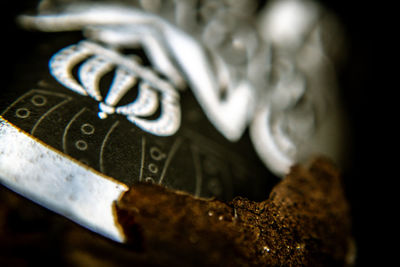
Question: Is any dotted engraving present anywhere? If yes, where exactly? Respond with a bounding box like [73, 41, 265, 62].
[150, 146, 166, 161]
[148, 163, 158, 174]
[15, 108, 30, 119]
[75, 140, 88, 151]
[31, 95, 47, 107]
[81, 123, 95, 135]
[145, 177, 155, 183]
[1, 88, 275, 201]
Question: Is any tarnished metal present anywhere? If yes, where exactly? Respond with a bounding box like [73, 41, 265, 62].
[1, 0, 345, 241]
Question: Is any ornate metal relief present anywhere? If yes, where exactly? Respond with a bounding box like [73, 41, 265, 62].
[0, 0, 345, 242]
[18, 0, 344, 175]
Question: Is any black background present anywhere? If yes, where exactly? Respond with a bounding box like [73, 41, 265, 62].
[319, 1, 392, 266]
[2, 1, 392, 266]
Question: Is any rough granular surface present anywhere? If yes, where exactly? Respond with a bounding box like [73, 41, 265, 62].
[0, 157, 353, 266]
[116, 157, 354, 266]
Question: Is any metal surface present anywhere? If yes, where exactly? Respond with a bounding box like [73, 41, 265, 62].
[0, 117, 128, 242]
[18, 0, 345, 176]
[0, 0, 345, 242]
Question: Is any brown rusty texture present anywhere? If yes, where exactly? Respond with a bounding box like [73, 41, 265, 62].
[0, 157, 353, 266]
[116, 157, 353, 266]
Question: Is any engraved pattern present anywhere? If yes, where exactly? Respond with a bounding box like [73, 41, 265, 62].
[1, 89, 269, 200]
[18, 1, 344, 176]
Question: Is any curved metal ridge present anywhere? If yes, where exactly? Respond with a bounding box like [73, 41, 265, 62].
[0, 117, 128, 242]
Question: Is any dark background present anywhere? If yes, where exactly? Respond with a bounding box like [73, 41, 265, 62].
[2, 1, 390, 266]
[319, 1, 391, 266]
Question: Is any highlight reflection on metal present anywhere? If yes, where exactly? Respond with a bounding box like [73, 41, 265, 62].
[20, 2, 254, 143]
[49, 40, 180, 136]
[19, 0, 344, 176]
[0, 0, 346, 243]
[0, 117, 128, 242]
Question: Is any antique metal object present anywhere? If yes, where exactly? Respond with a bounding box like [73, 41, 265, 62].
[0, 0, 345, 242]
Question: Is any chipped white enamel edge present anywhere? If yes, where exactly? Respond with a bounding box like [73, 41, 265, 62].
[0, 117, 128, 242]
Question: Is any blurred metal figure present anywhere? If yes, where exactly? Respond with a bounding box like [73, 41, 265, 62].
[0, 0, 347, 242]
[19, 0, 345, 176]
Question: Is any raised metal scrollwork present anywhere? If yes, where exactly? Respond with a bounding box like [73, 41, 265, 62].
[49, 40, 180, 136]
[19, 0, 345, 176]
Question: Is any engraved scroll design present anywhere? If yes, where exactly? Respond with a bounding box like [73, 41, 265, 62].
[50, 40, 180, 136]
[18, 0, 344, 176]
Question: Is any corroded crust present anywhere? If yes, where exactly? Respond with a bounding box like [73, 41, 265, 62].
[0, 157, 352, 266]
[116, 157, 353, 266]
